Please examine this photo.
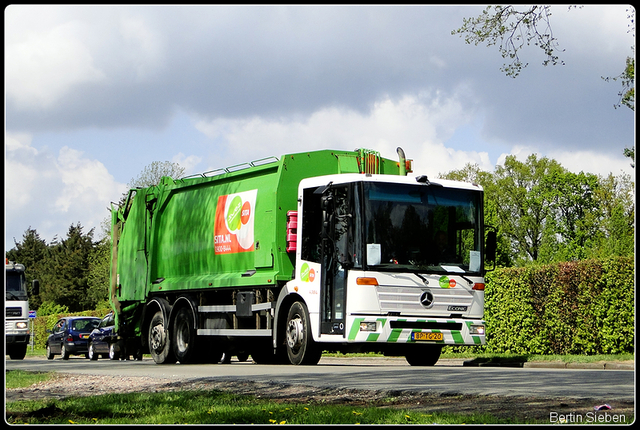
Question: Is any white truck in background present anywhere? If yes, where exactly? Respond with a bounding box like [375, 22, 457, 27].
[5, 259, 39, 360]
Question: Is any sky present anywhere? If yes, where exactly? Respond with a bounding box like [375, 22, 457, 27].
[4, 5, 635, 251]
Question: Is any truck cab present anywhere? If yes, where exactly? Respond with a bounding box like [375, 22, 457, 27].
[285, 173, 489, 364]
[5, 260, 39, 360]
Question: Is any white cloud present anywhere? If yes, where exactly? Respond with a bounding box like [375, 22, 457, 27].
[5, 19, 107, 110]
[495, 145, 634, 178]
[194, 92, 492, 176]
[172, 153, 203, 176]
[5, 134, 127, 248]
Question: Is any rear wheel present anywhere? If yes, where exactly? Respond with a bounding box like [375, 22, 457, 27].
[88, 342, 98, 360]
[148, 310, 176, 364]
[285, 301, 322, 365]
[172, 306, 198, 363]
[109, 343, 119, 360]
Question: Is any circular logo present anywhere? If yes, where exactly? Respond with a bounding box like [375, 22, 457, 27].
[241, 200, 251, 225]
[419, 291, 434, 308]
[300, 263, 315, 282]
[226, 196, 243, 231]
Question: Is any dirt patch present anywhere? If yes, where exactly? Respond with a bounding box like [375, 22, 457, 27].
[6, 374, 635, 423]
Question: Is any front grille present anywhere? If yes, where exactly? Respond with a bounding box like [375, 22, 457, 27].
[6, 307, 22, 317]
[376, 285, 473, 314]
[390, 320, 463, 331]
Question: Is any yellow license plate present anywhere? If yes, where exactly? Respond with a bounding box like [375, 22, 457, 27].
[412, 332, 443, 342]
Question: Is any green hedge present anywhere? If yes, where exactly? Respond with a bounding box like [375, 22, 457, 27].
[31, 308, 110, 350]
[483, 257, 634, 355]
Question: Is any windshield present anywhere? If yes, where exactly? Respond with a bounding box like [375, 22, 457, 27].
[72, 319, 100, 332]
[5, 272, 28, 300]
[362, 182, 483, 274]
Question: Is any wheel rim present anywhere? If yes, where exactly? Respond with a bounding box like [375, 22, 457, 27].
[175, 318, 190, 354]
[286, 315, 304, 352]
[149, 323, 165, 353]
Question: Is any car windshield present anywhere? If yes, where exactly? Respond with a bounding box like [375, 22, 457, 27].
[362, 182, 483, 274]
[72, 319, 99, 332]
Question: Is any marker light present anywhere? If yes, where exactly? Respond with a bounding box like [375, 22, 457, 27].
[472, 283, 485, 290]
[356, 277, 379, 286]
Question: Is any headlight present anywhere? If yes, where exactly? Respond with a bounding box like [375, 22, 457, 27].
[16, 322, 28, 329]
[469, 324, 485, 335]
[359, 321, 377, 332]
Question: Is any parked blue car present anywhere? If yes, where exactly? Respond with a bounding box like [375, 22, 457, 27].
[45, 316, 101, 360]
[88, 312, 118, 360]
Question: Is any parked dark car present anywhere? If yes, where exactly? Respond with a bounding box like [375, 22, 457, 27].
[45, 316, 100, 360]
[88, 312, 117, 360]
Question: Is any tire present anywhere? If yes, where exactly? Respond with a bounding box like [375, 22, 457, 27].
[61, 343, 70, 360]
[171, 306, 198, 364]
[88, 342, 98, 360]
[46, 344, 55, 360]
[109, 343, 120, 360]
[405, 345, 442, 366]
[220, 351, 232, 364]
[8, 344, 27, 360]
[148, 310, 176, 364]
[285, 301, 322, 365]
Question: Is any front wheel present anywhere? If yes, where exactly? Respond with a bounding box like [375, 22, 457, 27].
[148, 310, 176, 364]
[61, 343, 70, 360]
[405, 345, 442, 366]
[285, 301, 322, 365]
[46, 344, 54, 360]
[8, 344, 27, 360]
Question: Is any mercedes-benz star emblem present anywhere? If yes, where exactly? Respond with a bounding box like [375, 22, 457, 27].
[419, 291, 434, 308]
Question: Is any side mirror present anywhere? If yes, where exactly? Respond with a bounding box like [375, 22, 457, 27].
[32, 279, 40, 296]
[485, 230, 497, 262]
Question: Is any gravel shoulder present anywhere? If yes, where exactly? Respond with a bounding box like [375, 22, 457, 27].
[6, 373, 635, 423]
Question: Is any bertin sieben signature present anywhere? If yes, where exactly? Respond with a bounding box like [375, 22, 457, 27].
[549, 411, 628, 424]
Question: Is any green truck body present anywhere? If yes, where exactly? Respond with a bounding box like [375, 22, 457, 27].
[110, 148, 492, 365]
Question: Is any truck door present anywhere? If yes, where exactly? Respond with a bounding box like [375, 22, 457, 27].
[319, 185, 352, 335]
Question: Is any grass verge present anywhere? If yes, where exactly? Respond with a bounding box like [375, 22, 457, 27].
[5, 388, 537, 425]
[5, 369, 58, 389]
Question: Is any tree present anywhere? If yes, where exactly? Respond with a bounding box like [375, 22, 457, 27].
[39, 223, 96, 312]
[440, 157, 635, 267]
[128, 161, 185, 189]
[451, 5, 564, 78]
[453, 5, 635, 166]
[86, 237, 112, 310]
[6, 227, 48, 309]
[542, 170, 601, 262]
[115, 160, 186, 209]
[593, 172, 635, 258]
[438, 163, 513, 267]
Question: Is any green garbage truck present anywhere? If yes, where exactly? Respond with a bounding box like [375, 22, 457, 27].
[110, 148, 495, 365]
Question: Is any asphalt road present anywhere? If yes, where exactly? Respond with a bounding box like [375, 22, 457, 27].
[6, 355, 634, 402]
